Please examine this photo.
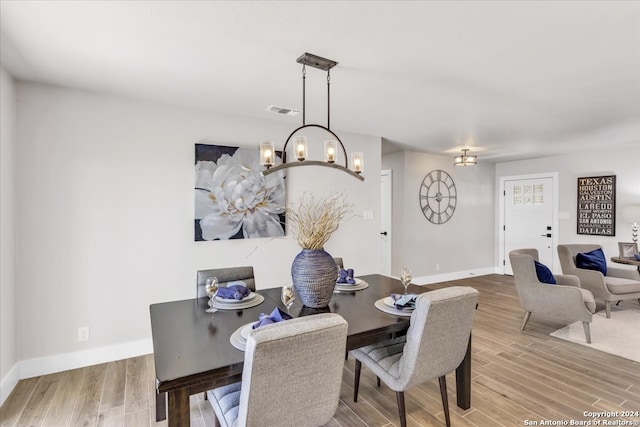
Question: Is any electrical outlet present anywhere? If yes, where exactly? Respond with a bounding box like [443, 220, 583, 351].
[78, 327, 90, 342]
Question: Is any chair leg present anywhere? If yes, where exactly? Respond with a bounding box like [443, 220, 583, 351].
[521, 311, 531, 331]
[439, 376, 451, 427]
[353, 359, 362, 402]
[605, 301, 611, 318]
[376, 376, 381, 387]
[582, 322, 591, 344]
[396, 391, 407, 427]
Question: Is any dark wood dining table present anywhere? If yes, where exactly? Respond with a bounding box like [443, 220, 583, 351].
[149, 274, 473, 426]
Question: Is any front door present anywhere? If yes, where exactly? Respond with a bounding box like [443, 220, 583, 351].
[503, 177, 555, 274]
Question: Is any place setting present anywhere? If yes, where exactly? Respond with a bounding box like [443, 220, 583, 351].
[334, 267, 369, 292]
[374, 266, 416, 317]
[204, 277, 265, 312]
[230, 284, 296, 351]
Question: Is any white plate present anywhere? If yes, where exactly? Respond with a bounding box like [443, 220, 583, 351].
[335, 280, 369, 292]
[208, 293, 265, 311]
[240, 322, 254, 340]
[336, 277, 364, 286]
[374, 298, 413, 317]
[215, 291, 257, 304]
[383, 296, 415, 311]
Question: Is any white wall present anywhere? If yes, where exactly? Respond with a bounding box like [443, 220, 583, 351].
[14, 82, 381, 370]
[496, 150, 640, 264]
[382, 151, 496, 281]
[0, 66, 18, 402]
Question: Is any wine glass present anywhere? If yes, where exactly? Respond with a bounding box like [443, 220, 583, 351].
[400, 267, 412, 295]
[281, 284, 295, 313]
[205, 277, 219, 313]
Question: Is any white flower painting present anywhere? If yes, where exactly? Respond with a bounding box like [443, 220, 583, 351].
[194, 144, 286, 241]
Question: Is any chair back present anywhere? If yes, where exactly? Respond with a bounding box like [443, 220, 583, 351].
[509, 249, 544, 310]
[238, 313, 348, 427]
[196, 266, 255, 298]
[333, 257, 344, 269]
[558, 244, 603, 275]
[396, 286, 478, 390]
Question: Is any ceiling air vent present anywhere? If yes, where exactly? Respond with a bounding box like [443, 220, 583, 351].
[266, 105, 299, 116]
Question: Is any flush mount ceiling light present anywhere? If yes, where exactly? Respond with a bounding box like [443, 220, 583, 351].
[454, 148, 477, 166]
[260, 53, 364, 181]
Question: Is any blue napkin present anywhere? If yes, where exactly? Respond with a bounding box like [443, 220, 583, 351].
[216, 282, 251, 300]
[252, 307, 293, 329]
[337, 268, 356, 284]
[391, 293, 417, 310]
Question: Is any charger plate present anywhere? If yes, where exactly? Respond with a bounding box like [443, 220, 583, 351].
[215, 292, 258, 304]
[374, 298, 413, 317]
[208, 294, 264, 310]
[335, 279, 369, 292]
[230, 322, 255, 351]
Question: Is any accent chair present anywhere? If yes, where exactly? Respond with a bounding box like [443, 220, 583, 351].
[557, 244, 640, 318]
[510, 249, 595, 343]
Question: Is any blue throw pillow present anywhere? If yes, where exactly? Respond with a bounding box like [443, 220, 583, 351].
[576, 248, 607, 276]
[534, 261, 556, 284]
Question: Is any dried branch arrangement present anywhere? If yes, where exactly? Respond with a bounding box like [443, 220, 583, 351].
[287, 193, 352, 250]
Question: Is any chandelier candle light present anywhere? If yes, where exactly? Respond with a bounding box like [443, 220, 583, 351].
[260, 53, 364, 181]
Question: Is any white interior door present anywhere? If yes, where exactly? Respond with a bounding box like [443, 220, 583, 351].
[504, 177, 554, 274]
[380, 170, 392, 275]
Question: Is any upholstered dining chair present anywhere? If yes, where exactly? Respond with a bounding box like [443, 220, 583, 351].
[196, 266, 255, 298]
[510, 249, 595, 343]
[349, 286, 479, 427]
[558, 244, 640, 318]
[207, 313, 348, 427]
[333, 257, 344, 269]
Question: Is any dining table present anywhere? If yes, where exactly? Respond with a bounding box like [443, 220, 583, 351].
[149, 274, 473, 426]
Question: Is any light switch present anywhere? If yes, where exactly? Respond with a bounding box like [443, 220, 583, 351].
[363, 210, 374, 220]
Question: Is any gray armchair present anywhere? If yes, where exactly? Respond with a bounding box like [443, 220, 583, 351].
[558, 244, 640, 318]
[196, 266, 255, 298]
[207, 313, 348, 427]
[349, 286, 479, 427]
[510, 249, 595, 343]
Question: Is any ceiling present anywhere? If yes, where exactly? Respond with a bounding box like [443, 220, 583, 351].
[1, 1, 639, 162]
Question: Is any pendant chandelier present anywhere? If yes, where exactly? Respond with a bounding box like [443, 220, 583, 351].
[453, 148, 477, 166]
[260, 53, 364, 181]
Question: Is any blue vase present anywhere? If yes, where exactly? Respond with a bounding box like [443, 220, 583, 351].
[291, 248, 338, 308]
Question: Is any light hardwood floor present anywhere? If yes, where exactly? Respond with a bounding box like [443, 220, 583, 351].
[1, 274, 639, 427]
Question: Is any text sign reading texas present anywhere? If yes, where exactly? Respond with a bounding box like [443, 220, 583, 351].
[577, 175, 616, 236]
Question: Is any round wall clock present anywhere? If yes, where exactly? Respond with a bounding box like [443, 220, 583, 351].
[419, 170, 457, 224]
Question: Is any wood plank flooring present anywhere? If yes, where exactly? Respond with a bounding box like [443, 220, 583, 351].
[2, 274, 639, 426]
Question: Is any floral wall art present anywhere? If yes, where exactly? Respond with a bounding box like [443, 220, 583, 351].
[194, 143, 286, 241]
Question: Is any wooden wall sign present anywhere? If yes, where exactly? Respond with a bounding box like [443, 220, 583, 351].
[577, 175, 616, 236]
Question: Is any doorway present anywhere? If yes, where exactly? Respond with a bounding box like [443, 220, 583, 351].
[500, 173, 558, 275]
[380, 169, 392, 275]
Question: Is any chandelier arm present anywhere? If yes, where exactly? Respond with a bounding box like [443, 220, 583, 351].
[281, 124, 349, 168]
[263, 161, 364, 181]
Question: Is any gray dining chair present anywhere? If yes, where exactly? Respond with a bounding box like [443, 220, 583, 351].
[349, 286, 479, 427]
[207, 313, 348, 427]
[196, 266, 256, 298]
[333, 257, 344, 268]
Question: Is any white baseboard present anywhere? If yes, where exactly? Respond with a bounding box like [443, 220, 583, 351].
[0, 338, 153, 406]
[0, 363, 20, 407]
[413, 267, 499, 285]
